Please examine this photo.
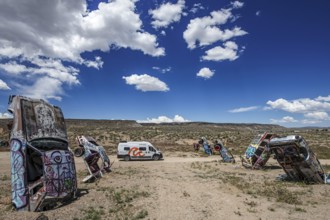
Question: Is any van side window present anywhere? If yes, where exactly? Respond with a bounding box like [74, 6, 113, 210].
[139, 147, 146, 151]
[124, 147, 130, 151]
[149, 146, 155, 152]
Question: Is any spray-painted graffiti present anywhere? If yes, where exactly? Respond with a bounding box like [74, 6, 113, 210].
[35, 104, 56, 133]
[213, 140, 235, 163]
[74, 136, 112, 183]
[128, 147, 144, 157]
[219, 147, 235, 163]
[11, 139, 27, 209]
[241, 132, 277, 169]
[244, 146, 256, 159]
[8, 95, 77, 211]
[43, 150, 76, 196]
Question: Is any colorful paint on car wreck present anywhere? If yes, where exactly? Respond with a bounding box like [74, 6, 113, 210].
[74, 136, 112, 183]
[213, 140, 235, 163]
[241, 132, 277, 169]
[8, 95, 77, 211]
[198, 137, 213, 156]
[269, 135, 327, 184]
[10, 139, 27, 209]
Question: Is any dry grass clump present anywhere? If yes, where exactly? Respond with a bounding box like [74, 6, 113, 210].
[0, 174, 12, 212]
[189, 161, 315, 205]
[93, 186, 150, 219]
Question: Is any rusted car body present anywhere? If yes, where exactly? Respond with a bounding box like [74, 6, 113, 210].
[269, 135, 327, 184]
[74, 136, 111, 183]
[8, 95, 77, 211]
[241, 132, 277, 169]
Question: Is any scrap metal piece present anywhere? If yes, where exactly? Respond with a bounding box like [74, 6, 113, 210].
[74, 136, 111, 183]
[241, 132, 278, 169]
[8, 95, 77, 211]
[269, 135, 326, 184]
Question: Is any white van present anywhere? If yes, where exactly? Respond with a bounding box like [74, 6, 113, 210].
[117, 141, 163, 161]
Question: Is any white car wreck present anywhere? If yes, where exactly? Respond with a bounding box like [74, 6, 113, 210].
[269, 135, 330, 184]
[74, 136, 112, 182]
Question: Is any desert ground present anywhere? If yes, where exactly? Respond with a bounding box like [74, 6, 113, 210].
[0, 120, 330, 220]
[1, 151, 330, 220]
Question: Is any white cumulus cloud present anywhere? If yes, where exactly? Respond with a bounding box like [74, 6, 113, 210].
[190, 3, 205, 14]
[183, 9, 247, 49]
[0, 0, 164, 100]
[197, 67, 215, 79]
[20, 77, 64, 101]
[0, 79, 11, 90]
[0, 0, 164, 61]
[304, 111, 330, 120]
[0, 61, 28, 75]
[266, 97, 330, 113]
[231, 1, 244, 9]
[316, 95, 330, 102]
[0, 112, 13, 119]
[149, 0, 185, 29]
[123, 74, 169, 92]
[201, 41, 239, 61]
[270, 116, 298, 124]
[138, 115, 190, 123]
[266, 96, 330, 124]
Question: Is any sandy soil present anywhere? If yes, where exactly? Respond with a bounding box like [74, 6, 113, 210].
[1, 151, 330, 220]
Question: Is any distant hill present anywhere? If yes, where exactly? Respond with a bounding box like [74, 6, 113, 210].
[1, 119, 330, 159]
[0, 118, 286, 142]
[140, 121, 285, 131]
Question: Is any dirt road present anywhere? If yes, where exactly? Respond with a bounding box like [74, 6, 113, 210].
[1, 152, 330, 220]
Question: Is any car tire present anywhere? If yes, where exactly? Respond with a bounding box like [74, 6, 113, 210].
[73, 147, 84, 157]
[153, 154, 160, 160]
[124, 155, 130, 161]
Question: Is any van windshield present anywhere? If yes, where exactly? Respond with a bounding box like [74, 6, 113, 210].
[149, 145, 159, 151]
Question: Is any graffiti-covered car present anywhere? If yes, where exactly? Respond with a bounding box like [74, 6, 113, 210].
[213, 140, 235, 163]
[198, 137, 213, 155]
[74, 136, 112, 182]
[8, 95, 77, 211]
[269, 135, 328, 184]
[241, 132, 278, 169]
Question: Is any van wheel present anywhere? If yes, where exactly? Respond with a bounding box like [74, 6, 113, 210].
[124, 155, 130, 161]
[153, 155, 160, 160]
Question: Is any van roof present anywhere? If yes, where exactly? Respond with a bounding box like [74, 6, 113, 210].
[119, 141, 151, 145]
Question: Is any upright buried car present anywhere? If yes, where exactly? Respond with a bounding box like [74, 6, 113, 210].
[269, 135, 328, 184]
[8, 95, 77, 211]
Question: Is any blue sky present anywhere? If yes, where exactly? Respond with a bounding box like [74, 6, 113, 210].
[0, 0, 330, 127]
